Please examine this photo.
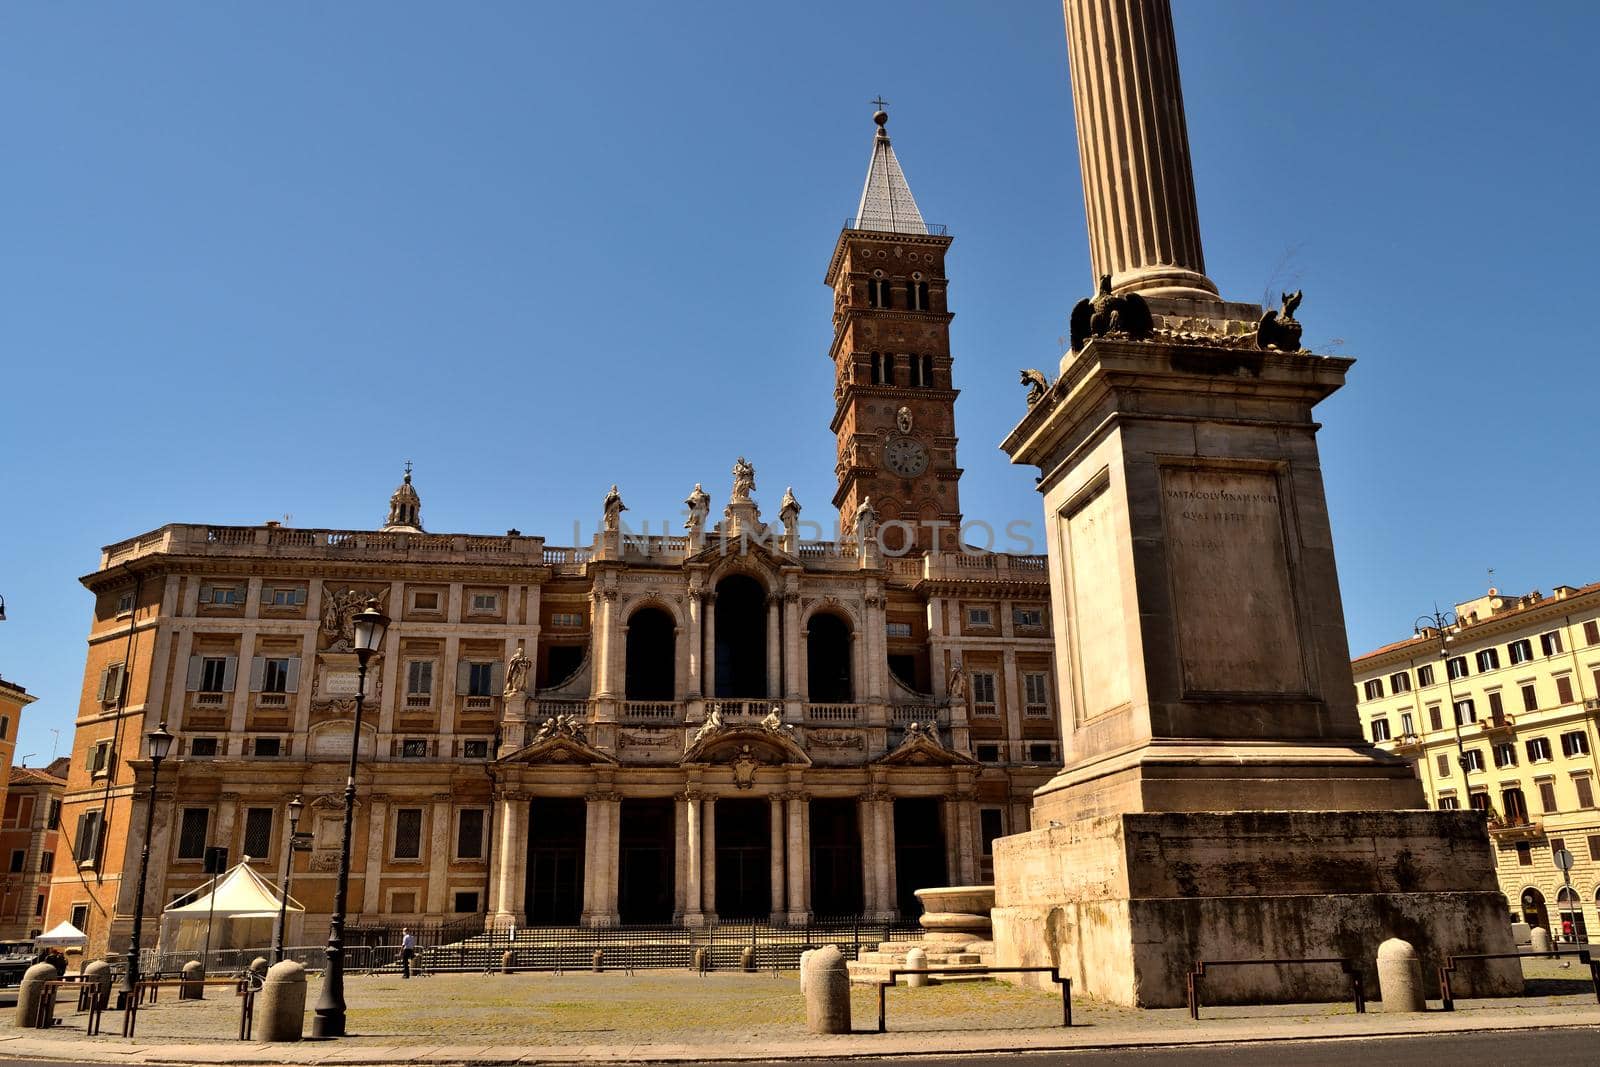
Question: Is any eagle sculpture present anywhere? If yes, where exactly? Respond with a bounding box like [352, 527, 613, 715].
[1069, 273, 1154, 352]
[1019, 369, 1051, 406]
[1256, 290, 1304, 351]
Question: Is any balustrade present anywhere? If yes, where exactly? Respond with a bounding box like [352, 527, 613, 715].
[621, 701, 680, 721]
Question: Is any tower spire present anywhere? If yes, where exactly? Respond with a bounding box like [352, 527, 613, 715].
[381, 463, 423, 533]
[853, 107, 928, 235]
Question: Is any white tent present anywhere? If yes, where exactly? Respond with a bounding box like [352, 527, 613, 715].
[160, 862, 302, 955]
[34, 920, 88, 948]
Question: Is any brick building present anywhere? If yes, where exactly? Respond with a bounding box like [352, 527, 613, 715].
[0, 759, 68, 940]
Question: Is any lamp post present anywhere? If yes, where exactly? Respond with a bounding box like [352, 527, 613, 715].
[311, 599, 388, 1039]
[120, 721, 175, 1003]
[1414, 609, 1473, 781]
[273, 794, 305, 963]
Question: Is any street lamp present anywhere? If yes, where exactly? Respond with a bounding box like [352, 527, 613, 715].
[273, 794, 305, 963]
[311, 598, 388, 1039]
[121, 721, 175, 1003]
[1414, 609, 1473, 780]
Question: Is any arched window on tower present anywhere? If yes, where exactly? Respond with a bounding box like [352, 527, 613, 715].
[914, 281, 929, 310]
[881, 353, 895, 386]
[868, 275, 890, 309]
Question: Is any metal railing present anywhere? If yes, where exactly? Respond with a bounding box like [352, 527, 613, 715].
[1187, 957, 1365, 1019]
[1438, 948, 1600, 1010]
[842, 216, 948, 237]
[876, 966, 1070, 1032]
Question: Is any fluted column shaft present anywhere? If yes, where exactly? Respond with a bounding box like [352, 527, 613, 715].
[1063, 0, 1216, 298]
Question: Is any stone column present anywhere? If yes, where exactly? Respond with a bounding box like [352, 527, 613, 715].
[583, 792, 620, 926]
[766, 597, 782, 700]
[1062, 0, 1217, 299]
[783, 590, 802, 708]
[682, 792, 704, 926]
[855, 797, 877, 917]
[360, 795, 389, 918]
[702, 595, 717, 701]
[875, 796, 898, 920]
[701, 796, 718, 920]
[686, 592, 704, 697]
[493, 794, 527, 927]
[769, 796, 787, 920]
[229, 629, 258, 735]
[593, 589, 615, 698]
[1001, 648, 1024, 762]
[785, 793, 811, 924]
[424, 794, 452, 916]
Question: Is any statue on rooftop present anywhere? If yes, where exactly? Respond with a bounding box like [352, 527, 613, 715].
[1255, 290, 1304, 351]
[504, 645, 532, 697]
[1020, 369, 1050, 405]
[684, 483, 710, 531]
[731, 457, 756, 504]
[603, 484, 627, 532]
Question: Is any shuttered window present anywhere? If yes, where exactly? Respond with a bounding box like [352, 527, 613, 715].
[406, 660, 434, 696]
[189, 656, 237, 693]
[75, 812, 103, 867]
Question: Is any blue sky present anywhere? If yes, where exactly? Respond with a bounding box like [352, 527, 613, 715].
[3, 1, 1597, 764]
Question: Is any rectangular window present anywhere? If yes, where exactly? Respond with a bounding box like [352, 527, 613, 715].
[466, 662, 497, 697]
[1522, 684, 1539, 712]
[1509, 639, 1534, 664]
[261, 658, 291, 694]
[1438, 795, 1460, 810]
[97, 663, 126, 705]
[1417, 664, 1435, 687]
[47, 799, 60, 830]
[268, 586, 306, 607]
[1476, 648, 1500, 672]
[9, 850, 24, 874]
[242, 808, 273, 858]
[1585, 620, 1600, 646]
[1389, 671, 1411, 693]
[1428, 704, 1443, 731]
[967, 608, 993, 627]
[1371, 718, 1392, 742]
[470, 593, 498, 613]
[1576, 776, 1595, 810]
[970, 672, 997, 708]
[1555, 675, 1575, 704]
[1516, 842, 1532, 866]
[885, 622, 913, 638]
[406, 660, 434, 697]
[462, 739, 489, 759]
[177, 808, 210, 860]
[209, 586, 240, 605]
[1446, 656, 1469, 680]
[253, 737, 282, 758]
[413, 591, 440, 611]
[189, 737, 219, 758]
[1468, 792, 1490, 812]
[1023, 672, 1050, 715]
[979, 809, 1004, 856]
[200, 657, 230, 693]
[401, 739, 428, 759]
[1527, 737, 1553, 762]
[116, 591, 135, 614]
[87, 739, 114, 777]
[1539, 780, 1559, 813]
[1401, 711, 1415, 734]
[40, 851, 53, 874]
[1589, 835, 1600, 861]
[1027, 742, 1055, 763]
[1363, 679, 1383, 700]
[1453, 699, 1476, 725]
[1013, 608, 1043, 628]
[1436, 753, 1451, 777]
[1487, 690, 1505, 720]
[453, 891, 480, 914]
[1561, 731, 1590, 758]
[975, 743, 1001, 762]
[457, 809, 485, 859]
[1494, 743, 1518, 769]
[395, 809, 423, 859]
[70, 904, 89, 932]
[1462, 749, 1484, 772]
[551, 612, 582, 628]
[34, 894, 43, 917]
[1540, 630, 1564, 657]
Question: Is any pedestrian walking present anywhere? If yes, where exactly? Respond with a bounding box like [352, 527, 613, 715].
[400, 928, 415, 979]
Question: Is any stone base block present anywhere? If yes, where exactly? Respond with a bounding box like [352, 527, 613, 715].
[991, 809, 1521, 1008]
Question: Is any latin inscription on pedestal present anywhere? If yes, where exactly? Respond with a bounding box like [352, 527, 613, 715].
[1160, 466, 1306, 695]
[1062, 477, 1132, 720]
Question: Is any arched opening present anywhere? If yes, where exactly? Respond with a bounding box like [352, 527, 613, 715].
[713, 574, 767, 698]
[624, 606, 675, 701]
[807, 613, 853, 703]
[1557, 887, 1587, 942]
[1520, 886, 1549, 932]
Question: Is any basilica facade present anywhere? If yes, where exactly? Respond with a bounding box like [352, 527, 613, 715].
[48, 114, 1060, 957]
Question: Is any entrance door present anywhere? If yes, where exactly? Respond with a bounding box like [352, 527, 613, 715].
[893, 797, 948, 918]
[1521, 886, 1550, 932]
[810, 798, 864, 917]
[525, 797, 585, 925]
[714, 799, 772, 919]
[618, 798, 676, 924]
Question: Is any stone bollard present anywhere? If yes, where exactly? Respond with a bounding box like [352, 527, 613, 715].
[1376, 938, 1425, 1013]
[257, 960, 307, 1042]
[905, 946, 929, 988]
[798, 949, 815, 993]
[741, 946, 756, 973]
[692, 947, 707, 973]
[180, 959, 205, 1000]
[802, 945, 850, 1034]
[502, 950, 516, 974]
[593, 949, 604, 972]
[83, 960, 113, 1007]
[1531, 927, 1554, 953]
[15, 963, 58, 1027]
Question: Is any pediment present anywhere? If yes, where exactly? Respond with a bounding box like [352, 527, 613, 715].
[874, 724, 978, 767]
[499, 733, 617, 767]
[682, 725, 811, 767]
[686, 533, 797, 569]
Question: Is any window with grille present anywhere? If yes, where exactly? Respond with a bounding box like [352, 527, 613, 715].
[1370, 718, 1391, 742]
[967, 608, 993, 627]
[1363, 679, 1383, 700]
[1509, 639, 1533, 664]
[457, 809, 485, 859]
[1527, 737, 1553, 762]
[1417, 664, 1435, 687]
[395, 809, 423, 859]
[242, 808, 273, 859]
[1023, 673, 1050, 716]
[971, 672, 997, 711]
[1561, 731, 1590, 758]
[401, 739, 428, 759]
[1475, 648, 1500, 672]
[177, 808, 210, 860]
[462, 739, 489, 759]
[189, 737, 219, 758]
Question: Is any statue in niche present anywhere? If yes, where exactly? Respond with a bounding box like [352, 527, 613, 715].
[603, 485, 627, 531]
[853, 496, 879, 546]
[1069, 273, 1153, 351]
[731, 457, 756, 503]
[947, 659, 967, 704]
[684, 483, 710, 531]
[1255, 290, 1304, 351]
[1019, 369, 1050, 405]
[504, 645, 532, 697]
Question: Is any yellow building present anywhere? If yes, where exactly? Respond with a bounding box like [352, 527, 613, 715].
[1354, 583, 1600, 940]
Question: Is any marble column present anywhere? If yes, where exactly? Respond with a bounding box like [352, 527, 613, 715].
[424, 794, 452, 916]
[875, 797, 898, 920]
[1062, 0, 1217, 299]
[701, 796, 718, 920]
[784, 794, 810, 924]
[583, 792, 619, 926]
[766, 597, 782, 700]
[702, 595, 717, 702]
[768, 796, 787, 920]
[782, 591, 802, 708]
[682, 792, 704, 926]
[686, 591, 703, 696]
[855, 796, 877, 919]
[360, 795, 389, 918]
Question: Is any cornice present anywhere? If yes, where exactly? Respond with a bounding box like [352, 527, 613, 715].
[83, 554, 556, 593]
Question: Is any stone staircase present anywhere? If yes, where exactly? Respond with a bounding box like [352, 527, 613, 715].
[846, 938, 995, 983]
[847, 885, 996, 985]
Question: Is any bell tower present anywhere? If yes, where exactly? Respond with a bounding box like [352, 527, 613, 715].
[824, 109, 962, 554]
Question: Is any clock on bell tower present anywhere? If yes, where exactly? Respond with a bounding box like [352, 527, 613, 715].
[823, 108, 963, 554]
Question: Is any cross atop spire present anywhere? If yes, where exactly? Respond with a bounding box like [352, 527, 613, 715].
[853, 106, 928, 236]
